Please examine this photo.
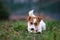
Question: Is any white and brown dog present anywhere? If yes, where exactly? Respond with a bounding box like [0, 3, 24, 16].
[27, 10, 46, 33]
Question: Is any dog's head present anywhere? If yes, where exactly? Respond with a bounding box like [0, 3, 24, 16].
[27, 16, 42, 32]
[27, 9, 42, 33]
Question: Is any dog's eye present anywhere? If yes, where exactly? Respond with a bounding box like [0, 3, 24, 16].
[30, 22, 33, 25]
[34, 22, 37, 26]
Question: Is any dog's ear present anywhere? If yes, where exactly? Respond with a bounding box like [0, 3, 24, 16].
[37, 16, 42, 22]
[27, 16, 31, 21]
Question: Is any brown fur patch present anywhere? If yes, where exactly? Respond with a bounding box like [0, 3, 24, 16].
[27, 16, 42, 28]
[27, 16, 33, 22]
[36, 16, 41, 22]
[35, 16, 42, 28]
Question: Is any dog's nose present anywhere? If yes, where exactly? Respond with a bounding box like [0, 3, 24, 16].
[31, 28, 34, 30]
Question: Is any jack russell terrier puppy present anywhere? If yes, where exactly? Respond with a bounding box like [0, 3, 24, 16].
[27, 10, 46, 33]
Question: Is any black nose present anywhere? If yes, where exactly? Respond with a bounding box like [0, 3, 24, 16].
[31, 28, 34, 30]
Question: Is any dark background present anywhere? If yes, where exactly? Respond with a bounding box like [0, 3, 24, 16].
[2, 0, 60, 20]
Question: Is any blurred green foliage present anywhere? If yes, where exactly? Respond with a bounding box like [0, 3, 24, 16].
[0, 0, 10, 20]
[0, 20, 60, 40]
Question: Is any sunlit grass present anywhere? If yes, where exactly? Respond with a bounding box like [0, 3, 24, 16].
[0, 20, 60, 40]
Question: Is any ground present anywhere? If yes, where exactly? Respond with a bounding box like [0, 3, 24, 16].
[0, 20, 60, 40]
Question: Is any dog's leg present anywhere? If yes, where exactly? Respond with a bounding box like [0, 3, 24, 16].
[42, 24, 46, 31]
[37, 26, 42, 34]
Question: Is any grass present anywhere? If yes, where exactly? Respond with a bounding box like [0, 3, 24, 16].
[0, 20, 60, 40]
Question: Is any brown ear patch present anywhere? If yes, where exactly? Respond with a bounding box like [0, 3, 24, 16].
[36, 16, 41, 22]
[27, 16, 31, 21]
[27, 16, 33, 21]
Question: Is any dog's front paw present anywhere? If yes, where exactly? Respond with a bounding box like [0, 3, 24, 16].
[36, 32, 42, 34]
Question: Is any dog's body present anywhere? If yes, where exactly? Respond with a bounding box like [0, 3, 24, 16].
[27, 10, 46, 33]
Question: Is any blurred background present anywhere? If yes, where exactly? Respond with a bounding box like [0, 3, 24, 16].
[0, 0, 60, 40]
[0, 0, 60, 21]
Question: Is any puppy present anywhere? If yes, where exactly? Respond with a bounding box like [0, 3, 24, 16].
[27, 10, 46, 33]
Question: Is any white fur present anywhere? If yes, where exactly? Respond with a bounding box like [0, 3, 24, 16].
[37, 20, 46, 33]
[33, 18, 36, 23]
[27, 22, 36, 33]
[27, 20, 46, 33]
[27, 10, 46, 33]
[29, 10, 35, 17]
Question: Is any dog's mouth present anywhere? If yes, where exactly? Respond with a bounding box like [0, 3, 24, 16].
[31, 30, 36, 33]
[31, 30, 34, 32]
